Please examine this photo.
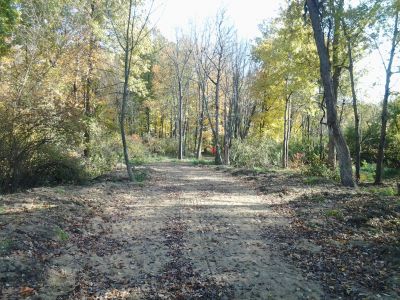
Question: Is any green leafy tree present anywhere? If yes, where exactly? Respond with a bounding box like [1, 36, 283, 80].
[0, 0, 18, 56]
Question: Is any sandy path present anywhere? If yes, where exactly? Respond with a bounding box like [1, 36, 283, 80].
[64, 162, 321, 299]
[1, 162, 323, 299]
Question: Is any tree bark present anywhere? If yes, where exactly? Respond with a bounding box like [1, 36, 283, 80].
[178, 81, 183, 159]
[375, 11, 399, 184]
[145, 106, 150, 135]
[327, 0, 344, 170]
[83, 2, 96, 158]
[343, 22, 361, 183]
[282, 94, 292, 168]
[196, 83, 205, 159]
[223, 93, 230, 165]
[307, 0, 355, 187]
[214, 68, 223, 165]
[120, 0, 134, 181]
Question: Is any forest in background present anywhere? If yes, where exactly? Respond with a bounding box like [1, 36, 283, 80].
[1, 0, 400, 193]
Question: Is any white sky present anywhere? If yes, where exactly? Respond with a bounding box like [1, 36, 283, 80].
[151, 0, 399, 104]
[151, 0, 281, 41]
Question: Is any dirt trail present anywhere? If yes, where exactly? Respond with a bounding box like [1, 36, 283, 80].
[1, 162, 322, 299]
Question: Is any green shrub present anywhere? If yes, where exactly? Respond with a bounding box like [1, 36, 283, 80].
[87, 127, 122, 176]
[302, 154, 339, 181]
[360, 161, 400, 183]
[143, 135, 178, 157]
[360, 160, 376, 182]
[128, 139, 149, 165]
[0, 105, 86, 193]
[230, 138, 281, 168]
[289, 141, 320, 167]
[29, 149, 87, 185]
[0, 142, 88, 193]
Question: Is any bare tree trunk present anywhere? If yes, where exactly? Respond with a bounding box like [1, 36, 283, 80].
[214, 68, 223, 165]
[120, 0, 135, 181]
[145, 106, 150, 135]
[240, 104, 256, 140]
[183, 118, 188, 157]
[343, 23, 361, 183]
[282, 95, 291, 168]
[327, 0, 344, 170]
[194, 85, 200, 155]
[196, 84, 205, 159]
[196, 121, 203, 159]
[169, 109, 173, 138]
[223, 94, 230, 165]
[375, 11, 399, 184]
[160, 115, 164, 138]
[167, 36, 192, 160]
[178, 82, 183, 159]
[121, 86, 133, 180]
[307, 0, 355, 187]
[319, 119, 324, 160]
[83, 2, 96, 158]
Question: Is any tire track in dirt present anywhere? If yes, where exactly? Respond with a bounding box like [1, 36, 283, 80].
[149, 182, 233, 299]
[144, 162, 323, 299]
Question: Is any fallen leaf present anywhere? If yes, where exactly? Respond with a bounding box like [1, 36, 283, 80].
[20, 287, 35, 297]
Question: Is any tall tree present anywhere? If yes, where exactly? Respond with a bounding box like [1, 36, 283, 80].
[0, 0, 17, 56]
[222, 40, 249, 165]
[306, 0, 355, 187]
[341, 1, 380, 183]
[375, 5, 399, 184]
[167, 34, 192, 160]
[205, 11, 233, 165]
[254, 1, 318, 168]
[106, 0, 153, 181]
[327, 0, 345, 170]
[343, 23, 361, 182]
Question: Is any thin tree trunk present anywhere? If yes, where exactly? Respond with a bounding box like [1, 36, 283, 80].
[223, 94, 230, 165]
[375, 11, 399, 184]
[307, 114, 311, 144]
[307, 0, 355, 187]
[343, 23, 361, 183]
[240, 104, 256, 140]
[196, 120, 203, 159]
[145, 107, 150, 135]
[120, 0, 134, 181]
[170, 109, 173, 138]
[196, 84, 205, 159]
[214, 69, 223, 165]
[327, 0, 344, 170]
[160, 115, 164, 138]
[178, 81, 183, 159]
[319, 119, 324, 160]
[83, 2, 96, 158]
[194, 86, 199, 155]
[287, 96, 292, 165]
[282, 96, 290, 168]
[282, 76, 293, 168]
[183, 118, 188, 156]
